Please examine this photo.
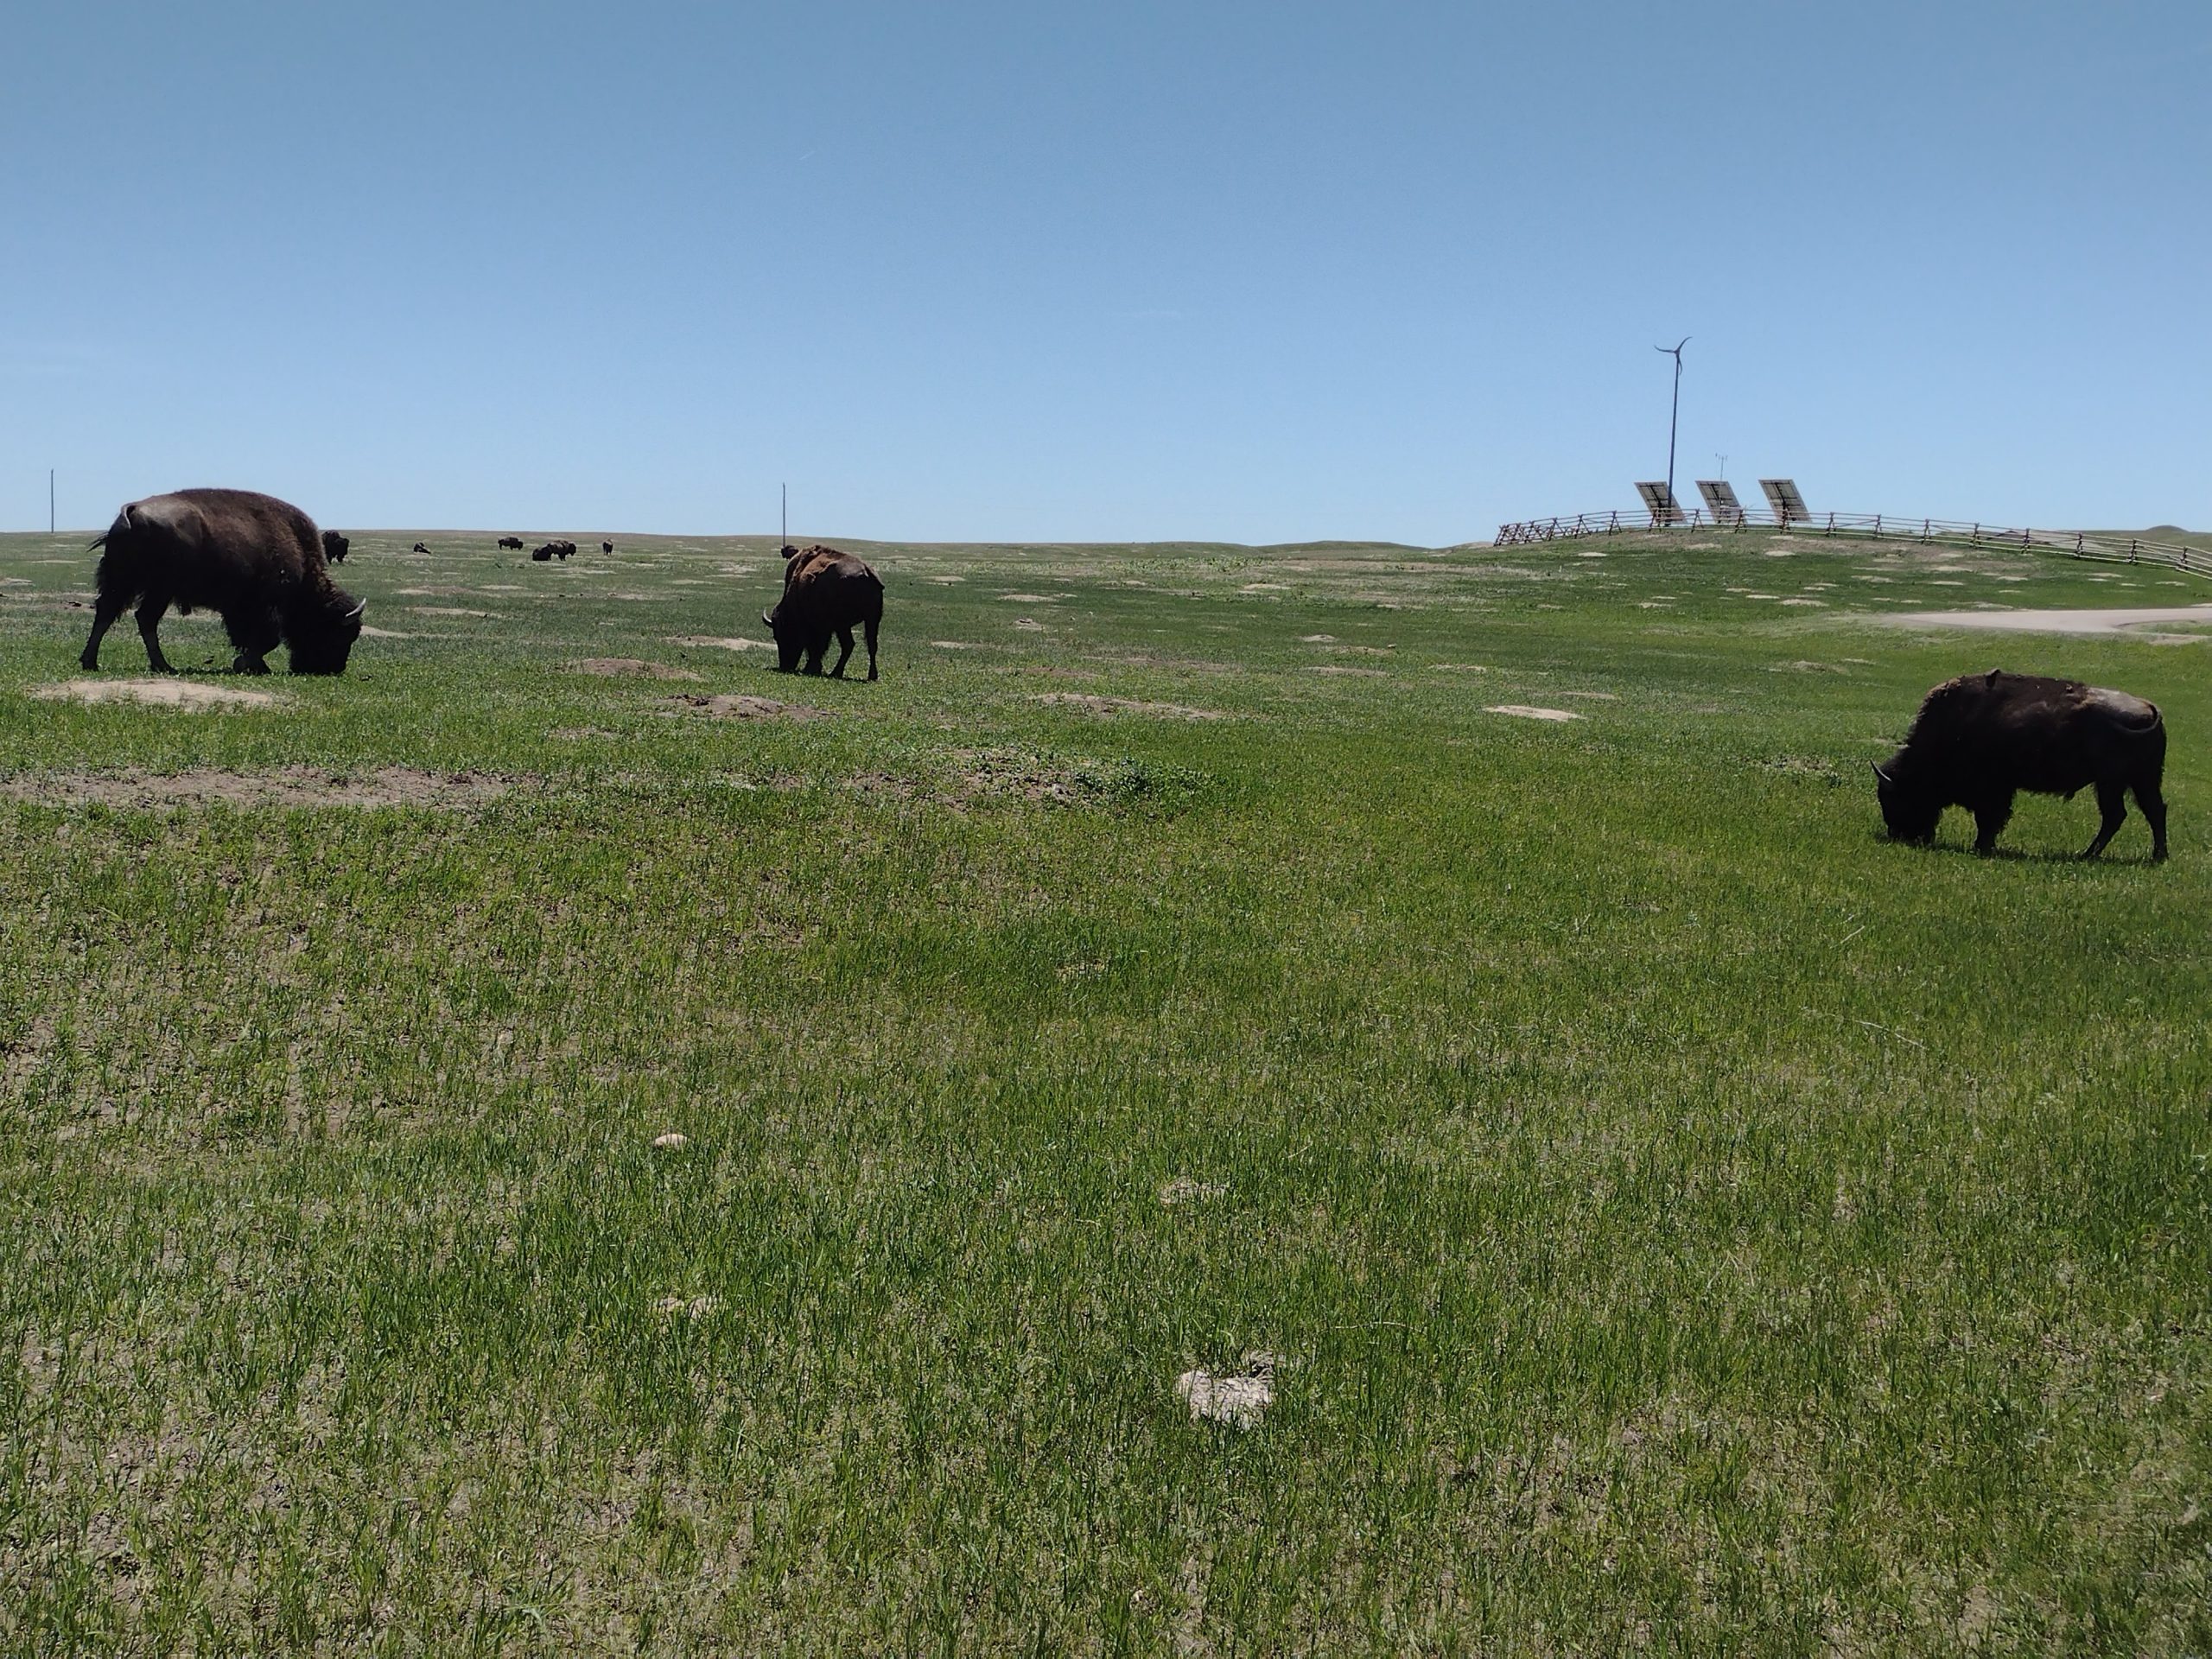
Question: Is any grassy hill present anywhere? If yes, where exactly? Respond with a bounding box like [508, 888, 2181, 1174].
[3, 524, 2207, 1652]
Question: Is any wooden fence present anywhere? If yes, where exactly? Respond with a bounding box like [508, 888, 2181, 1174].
[1491, 508, 2209, 578]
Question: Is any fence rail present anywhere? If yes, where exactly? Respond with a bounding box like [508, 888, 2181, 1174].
[1491, 508, 2210, 577]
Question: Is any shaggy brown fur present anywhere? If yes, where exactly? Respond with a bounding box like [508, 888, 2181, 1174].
[1875, 669, 2168, 859]
[765, 544, 883, 679]
[80, 488, 364, 677]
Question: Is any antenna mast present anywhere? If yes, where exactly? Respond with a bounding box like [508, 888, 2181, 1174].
[1655, 337, 1689, 512]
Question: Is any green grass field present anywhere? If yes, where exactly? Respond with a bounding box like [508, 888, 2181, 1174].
[3, 524, 2208, 1654]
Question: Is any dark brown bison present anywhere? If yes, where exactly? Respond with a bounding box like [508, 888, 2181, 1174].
[531, 539, 575, 563]
[322, 531, 350, 563]
[601, 540, 613, 555]
[498, 536, 524, 550]
[1875, 669, 2168, 860]
[763, 543, 882, 679]
[411, 541, 431, 555]
[80, 488, 364, 677]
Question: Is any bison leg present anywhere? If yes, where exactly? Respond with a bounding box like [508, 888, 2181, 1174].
[2082, 781, 2130, 860]
[1971, 793, 2014, 855]
[863, 611, 879, 682]
[223, 606, 281, 676]
[79, 593, 130, 671]
[2135, 779, 2169, 862]
[829, 625, 855, 678]
[134, 595, 175, 674]
[804, 633, 829, 676]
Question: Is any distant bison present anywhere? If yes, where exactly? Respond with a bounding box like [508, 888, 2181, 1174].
[411, 541, 431, 555]
[1875, 669, 2168, 860]
[532, 539, 575, 563]
[498, 536, 524, 550]
[81, 488, 365, 676]
[763, 543, 881, 679]
[601, 540, 613, 555]
[322, 531, 350, 563]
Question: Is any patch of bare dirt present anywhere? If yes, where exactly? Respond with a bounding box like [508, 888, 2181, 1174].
[665, 694, 825, 721]
[29, 677, 279, 710]
[1031, 693, 1225, 721]
[1306, 665, 1386, 677]
[1484, 705, 1583, 722]
[569, 658, 702, 681]
[1877, 604, 2212, 636]
[0, 766, 514, 809]
[409, 606, 502, 620]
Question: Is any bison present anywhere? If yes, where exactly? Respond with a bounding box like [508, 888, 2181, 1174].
[498, 536, 524, 550]
[601, 540, 614, 555]
[411, 541, 431, 555]
[531, 539, 575, 563]
[763, 543, 882, 679]
[79, 488, 365, 676]
[322, 531, 350, 563]
[1874, 669, 2168, 860]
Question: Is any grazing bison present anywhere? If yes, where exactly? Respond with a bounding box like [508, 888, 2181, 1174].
[411, 541, 431, 555]
[498, 536, 524, 550]
[80, 488, 365, 676]
[763, 543, 882, 679]
[322, 531, 350, 563]
[1875, 669, 2168, 860]
[531, 539, 575, 563]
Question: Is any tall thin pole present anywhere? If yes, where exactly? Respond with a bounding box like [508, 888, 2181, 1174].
[1655, 337, 1688, 514]
[49, 469, 55, 533]
[781, 483, 786, 550]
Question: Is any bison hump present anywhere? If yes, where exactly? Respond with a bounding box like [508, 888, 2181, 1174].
[2083, 686, 2160, 728]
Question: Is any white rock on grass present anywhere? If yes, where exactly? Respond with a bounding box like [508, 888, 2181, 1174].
[652, 1132, 690, 1150]
[1176, 1352, 1279, 1429]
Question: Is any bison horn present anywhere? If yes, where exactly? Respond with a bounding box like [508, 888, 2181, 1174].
[1870, 762, 1891, 785]
[344, 600, 366, 621]
[761, 609, 774, 629]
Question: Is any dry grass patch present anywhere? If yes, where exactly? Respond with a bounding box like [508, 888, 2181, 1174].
[664, 694, 825, 721]
[0, 766, 515, 810]
[1031, 694, 1226, 721]
[29, 677, 280, 710]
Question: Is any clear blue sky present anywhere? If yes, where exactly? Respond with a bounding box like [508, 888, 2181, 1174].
[5, 2, 2207, 542]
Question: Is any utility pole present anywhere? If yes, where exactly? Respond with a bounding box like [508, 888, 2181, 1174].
[781, 483, 787, 550]
[49, 469, 55, 533]
[1713, 452, 1727, 481]
[1655, 337, 1689, 511]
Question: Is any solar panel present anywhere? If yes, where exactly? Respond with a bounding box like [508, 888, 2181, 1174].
[1760, 478, 1809, 524]
[1635, 481, 1685, 526]
[1696, 480, 1745, 524]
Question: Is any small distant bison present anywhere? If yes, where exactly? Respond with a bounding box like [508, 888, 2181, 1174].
[601, 540, 614, 555]
[1876, 669, 2169, 860]
[322, 531, 351, 563]
[81, 487, 365, 676]
[531, 540, 576, 563]
[498, 536, 524, 550]
[763, 543, 882, 679]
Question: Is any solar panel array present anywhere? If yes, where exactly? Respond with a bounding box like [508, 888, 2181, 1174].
[1695, 480, 1745, 524]
[1635, 481, 1687, 526]
[1760, 478, 1810, 524]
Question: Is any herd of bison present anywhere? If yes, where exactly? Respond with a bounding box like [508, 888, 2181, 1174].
[62, 486, 2167, 860]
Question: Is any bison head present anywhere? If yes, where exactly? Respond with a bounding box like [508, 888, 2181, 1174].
[762, 606, 803, 672]
[289, 594, 366, 675]
[1872, 760, 1939, 845]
